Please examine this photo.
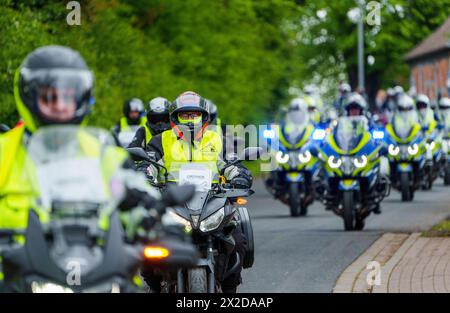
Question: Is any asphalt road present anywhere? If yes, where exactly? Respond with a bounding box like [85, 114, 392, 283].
[240, 178, 450, 293]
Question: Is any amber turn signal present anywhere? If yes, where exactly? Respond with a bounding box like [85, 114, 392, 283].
[144, 246, 170, 259]
[236, 197, 247, 205]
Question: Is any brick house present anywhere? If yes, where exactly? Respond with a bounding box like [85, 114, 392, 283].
[406, 17, 450, 102]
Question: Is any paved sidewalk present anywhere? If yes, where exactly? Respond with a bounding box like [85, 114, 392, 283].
[333, 232, 450, 293]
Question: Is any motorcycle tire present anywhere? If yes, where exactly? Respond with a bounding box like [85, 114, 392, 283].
[400, 172, 412, 201]
[444, 167, 450, 185]
[343, 191, 355, 231]
[187, 268, 208, 293]
[355, 218, 365, 231]
[237, 207, 255, 269]
[288, 182, 301, 217]
[300, 201, 308, 217]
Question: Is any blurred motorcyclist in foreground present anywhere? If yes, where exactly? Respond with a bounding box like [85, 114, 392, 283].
[128, 97, 171, 149]
[144, 91, 252, 293]
[113, 98, 148, 147]
[0, 45, 163, 289]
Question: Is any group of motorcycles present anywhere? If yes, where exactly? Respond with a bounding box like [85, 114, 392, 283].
[264, 99, 450, 231]
[0, 126, 260, 293]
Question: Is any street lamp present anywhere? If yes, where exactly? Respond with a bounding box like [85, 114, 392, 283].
[347, 1, 365, 91]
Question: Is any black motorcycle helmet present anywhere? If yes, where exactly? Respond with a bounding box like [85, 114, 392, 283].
[15, 45, 94, 132]
[169, 91, 210, 139]
[123, 98, 145, 125]
[206, 99, 218, 124]
[146, 97, 171, 135]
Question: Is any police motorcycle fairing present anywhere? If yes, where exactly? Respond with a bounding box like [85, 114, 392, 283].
[315, 116, 390, 231]
[265, 121, 322, 217]
[384, 111, 427, 201]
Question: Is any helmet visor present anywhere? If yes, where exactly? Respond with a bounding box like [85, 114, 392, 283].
[20, 68, 93, 123]
[416, 101, 428, 110]
[178, 112, 202, 124]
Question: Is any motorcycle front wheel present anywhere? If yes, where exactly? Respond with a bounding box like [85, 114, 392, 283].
[187, 268, 208, 293]
[444, 166, 450, 185]
[400, 172, 413, 201]
[288, 182, 301, 217]
[343, 191, 355, 231]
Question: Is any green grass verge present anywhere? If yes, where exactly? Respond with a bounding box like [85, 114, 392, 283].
[423, 216, 450, 237]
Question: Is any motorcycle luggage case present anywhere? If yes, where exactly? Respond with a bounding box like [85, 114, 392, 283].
[237, 206, 254, 269]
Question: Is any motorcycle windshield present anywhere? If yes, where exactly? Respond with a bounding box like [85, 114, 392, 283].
[282, 111, 309, 145]
[333, 116, 368, 152]
[392, 111, 419, 139]
[27, 126, 118, 215]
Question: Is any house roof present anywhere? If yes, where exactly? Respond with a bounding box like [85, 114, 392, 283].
[405, 16, 450, 62]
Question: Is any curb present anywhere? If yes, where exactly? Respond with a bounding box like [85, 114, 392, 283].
[333, 233, 412, 293]
[372, 233, 420, 293]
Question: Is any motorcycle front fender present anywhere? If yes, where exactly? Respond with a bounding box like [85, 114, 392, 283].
[397, 163, 412, 172]
[286, 172, 304, 182]
[338, 179, 360, 191]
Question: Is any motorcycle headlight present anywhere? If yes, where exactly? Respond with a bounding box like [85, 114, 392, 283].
[199, 208, 225, 233]
[298, 151, 312, 163]
[353, 155, 368, 168]
[31, 282, 74, 293]
[388, 144, 400, 156]
[165, 210, 192, 233]
[408, 143, 419, 155]
[276, 151, 289, 164]
[371, 130, 385, 140]
[328, 155, 342, 169]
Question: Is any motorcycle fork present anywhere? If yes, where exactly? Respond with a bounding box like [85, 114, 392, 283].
[176, 269, 184, 293]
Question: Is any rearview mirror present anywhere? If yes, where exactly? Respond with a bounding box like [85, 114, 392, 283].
[127, 147, 152, 162]
[162, 184, 196, 207]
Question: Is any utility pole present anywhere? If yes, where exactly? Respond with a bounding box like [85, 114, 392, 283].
[357, 0, 365, 91]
